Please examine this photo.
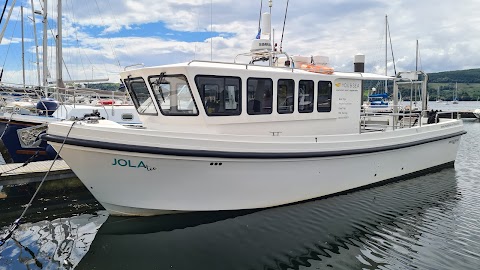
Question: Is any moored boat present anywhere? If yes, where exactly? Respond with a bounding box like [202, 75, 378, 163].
[43, 10, 465, 217]
[473, 108, 480, 119]
[0, 97, 141, 163]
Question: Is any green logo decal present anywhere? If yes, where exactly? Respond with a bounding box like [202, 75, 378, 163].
[112, 158, 157, 171]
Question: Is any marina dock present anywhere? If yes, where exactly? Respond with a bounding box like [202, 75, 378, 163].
[437, 110, 479, 119]
[0, 160, 74, 186]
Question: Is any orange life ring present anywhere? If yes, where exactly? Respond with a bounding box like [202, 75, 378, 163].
[299, 64, 334, 74]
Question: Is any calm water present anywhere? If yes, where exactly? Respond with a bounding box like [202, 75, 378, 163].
[1, 105, 480, 269]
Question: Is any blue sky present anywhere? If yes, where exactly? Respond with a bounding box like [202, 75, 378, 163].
[1, 0, 480, 85]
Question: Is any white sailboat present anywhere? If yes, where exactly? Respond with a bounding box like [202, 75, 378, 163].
[436, 86, 442, 102]
[452, 82, 459, 104]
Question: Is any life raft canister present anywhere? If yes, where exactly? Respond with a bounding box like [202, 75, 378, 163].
[98, 99, 115, 105]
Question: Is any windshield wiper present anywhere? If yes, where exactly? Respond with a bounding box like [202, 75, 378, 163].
[154, 72, 166, 102]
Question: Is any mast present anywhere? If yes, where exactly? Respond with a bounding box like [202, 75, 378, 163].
[30, 0, 41, 87]
[268, 0, 273, 65]
[0, 0, 18, 44]
[210, 0, 212, 61]
[384, 15, 388, 93]
[55, 0, 64, 89]
[415, 40, 418, 103]
[21, 6, 25, 87]
[42, 0, 48, 91]
[415, 40, 418, 71]
[455, 82, 458, 100]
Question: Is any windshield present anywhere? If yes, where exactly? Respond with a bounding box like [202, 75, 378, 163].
[125, 77, 158, 115]
[149, 74, 198, 116]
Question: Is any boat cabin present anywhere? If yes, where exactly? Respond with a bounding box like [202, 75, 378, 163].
[121, 61, 393, 136]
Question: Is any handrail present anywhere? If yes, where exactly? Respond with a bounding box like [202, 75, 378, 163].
[124, 63, 145, 71]
[1, 81, 132, 113]
[360, 111, 423, 133]
[435, 111, 460, 122]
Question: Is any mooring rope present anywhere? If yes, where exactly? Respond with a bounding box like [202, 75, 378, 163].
[0, 111, 15, 140]
[0, 121, 77, 247]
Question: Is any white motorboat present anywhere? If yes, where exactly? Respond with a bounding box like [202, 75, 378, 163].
[44, 12, 465, 217]
[473, 108, 480, 119]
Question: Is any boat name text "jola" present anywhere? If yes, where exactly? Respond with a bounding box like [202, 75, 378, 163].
[112, 158, 157, 171]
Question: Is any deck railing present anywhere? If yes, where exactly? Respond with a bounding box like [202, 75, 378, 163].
[360, 110, 422, 133]
[360, 109, 461, 134]
[435, 111, 462, 122]
[0, 82, 132, 116]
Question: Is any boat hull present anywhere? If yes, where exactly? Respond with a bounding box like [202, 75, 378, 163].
[48, 131, 463, 216]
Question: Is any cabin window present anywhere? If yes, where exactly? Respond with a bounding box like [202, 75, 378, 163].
[125, 77, 158, 115]
[298, 80, 314, 113]
[195, 75, 241, 116]
[247, 78, 273, 115]
[318, 81, 332, 112]
[148, 74, 198, 116]
[277, 79, 294, 114]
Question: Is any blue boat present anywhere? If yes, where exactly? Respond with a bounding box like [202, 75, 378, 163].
[367, 93, 390, 108]
[0, 99, 60, 163]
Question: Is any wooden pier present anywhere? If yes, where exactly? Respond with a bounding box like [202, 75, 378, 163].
[0, 160, 75, 186]
[435, 110, 479, 119]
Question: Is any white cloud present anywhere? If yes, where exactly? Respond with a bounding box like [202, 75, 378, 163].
[2, 0, 480, 85]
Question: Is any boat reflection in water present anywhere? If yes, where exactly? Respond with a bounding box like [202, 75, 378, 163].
[0, 212, 107, 269]
[78, 168, 468, 270]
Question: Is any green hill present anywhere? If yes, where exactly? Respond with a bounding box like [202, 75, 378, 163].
[427, 69, 480, 101]
[428, 68, 480, 83]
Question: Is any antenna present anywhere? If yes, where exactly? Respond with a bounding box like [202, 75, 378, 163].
[257, 0, 262, 36]
[279, 0, 289, 52]
[210, 0, 213, 61]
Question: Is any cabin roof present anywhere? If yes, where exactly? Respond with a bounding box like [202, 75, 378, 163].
[121, 61, 394, 81]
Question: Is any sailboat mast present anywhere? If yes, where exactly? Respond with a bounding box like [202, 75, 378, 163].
[384, 15, 388, 93]
[21, 6, 25, 87]
[0, 0, 18, 44]
[42, 0, 48, 91]
[385, 15, 387, 76]
[415, 40, 418, 103]
[30, 0, 41, 87]
[415, 40, 418, 71]
[56, 0, 64, 89]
